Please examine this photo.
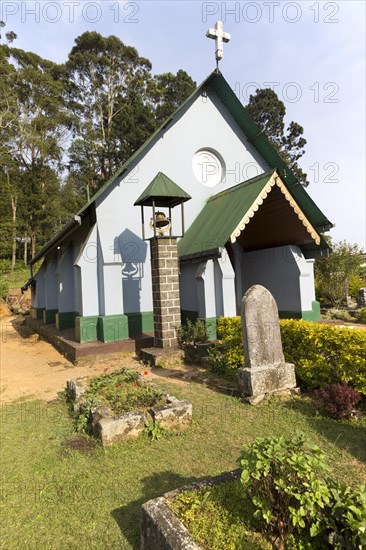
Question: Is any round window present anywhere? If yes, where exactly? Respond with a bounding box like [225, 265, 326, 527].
[192, 149, 225, 187]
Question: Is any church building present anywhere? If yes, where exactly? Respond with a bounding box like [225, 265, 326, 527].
[27, 65, 332, 346]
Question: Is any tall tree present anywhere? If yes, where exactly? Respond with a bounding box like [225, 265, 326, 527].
[65, 31, 155, 194]
[1, 43, 71, 256]
[149, 69, 196, 125]
[65, 32, 196, 195]
[246, 89, 308, 186]
[315, 239, 364, 306]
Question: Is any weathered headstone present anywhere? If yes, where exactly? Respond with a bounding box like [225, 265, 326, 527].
[237, 285, 297, 403]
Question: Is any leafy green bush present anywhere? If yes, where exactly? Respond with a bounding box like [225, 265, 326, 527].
[0, 279, 10, 299]
[177, 319, 208, 348]
[211, 317, 366, 393]
[349, 275, 366, 299]
[355, 308, 366, 324]
[238, 434, 366, 549]
[326, 309, 353, 322]
[0, 259, 12, 275]
[280, 320, 366, 394]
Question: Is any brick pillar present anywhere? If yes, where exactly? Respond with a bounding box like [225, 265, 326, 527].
[150, 237, 181, 349]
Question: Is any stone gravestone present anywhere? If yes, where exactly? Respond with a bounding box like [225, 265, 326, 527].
[237, 285, 297, 403]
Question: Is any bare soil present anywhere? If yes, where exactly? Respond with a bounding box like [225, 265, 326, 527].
[0, 315, 208, 404]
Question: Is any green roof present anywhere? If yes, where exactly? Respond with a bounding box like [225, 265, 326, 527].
[76, 71, 332, 234]
[178, 170, 276, 259]
[134, 172, 191, 208]
[178, 169, 325, 260]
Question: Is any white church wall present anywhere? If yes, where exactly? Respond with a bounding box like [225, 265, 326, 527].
[33, 261, 46, 309]
[241, 245, 303, 313]
[74, 224, 99, 317]
[300, 258, 316, 311]
[95, 87, 269, 318]
[216, 253, 236, 317]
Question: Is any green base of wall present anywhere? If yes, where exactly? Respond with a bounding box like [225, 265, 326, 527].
[43, 309, 58, 324]
[125, 312, 154, 336]
[55, 311, 78, 331]
[74, 312, 154, 343]
[97, 314, 129, 343]
[181, 310, 199, 324]
[75, 316, 99, 343]
[279, 301, 320, 322]
[31, 307, 45, 320]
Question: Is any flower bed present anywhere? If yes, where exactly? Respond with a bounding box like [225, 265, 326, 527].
[141, 435, 366, 550]
[66, 368, 192, 446]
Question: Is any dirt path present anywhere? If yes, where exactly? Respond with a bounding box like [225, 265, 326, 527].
[0, 316, 144, 403]
[0, 315, 202, 404]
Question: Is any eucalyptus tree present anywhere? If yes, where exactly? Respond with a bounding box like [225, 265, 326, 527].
[1, 43, 72, 257]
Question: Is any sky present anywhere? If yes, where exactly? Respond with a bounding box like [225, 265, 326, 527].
[1, 0, 365, 248]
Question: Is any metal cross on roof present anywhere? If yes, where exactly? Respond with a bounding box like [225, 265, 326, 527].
[206, 21, 231, 69]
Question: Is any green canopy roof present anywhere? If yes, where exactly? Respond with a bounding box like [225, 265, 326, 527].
[178, 170, 323, 260]
[134, 172, 191, 208]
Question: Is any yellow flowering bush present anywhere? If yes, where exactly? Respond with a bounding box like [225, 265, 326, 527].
[215, 317, 366, 394]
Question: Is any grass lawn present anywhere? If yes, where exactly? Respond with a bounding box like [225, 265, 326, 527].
[1, 379, 365, 549]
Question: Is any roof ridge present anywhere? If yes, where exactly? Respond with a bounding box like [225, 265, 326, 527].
[208, 169, 276, 203]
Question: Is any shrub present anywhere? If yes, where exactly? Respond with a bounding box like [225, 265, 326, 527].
[355, 308, 366, 324]
[238, 434, 366, 549]
[207, 317, 366, 393]
[238, 434, 331, 547]
[313, 383, 362, 419]
[177, 319, 208, 348]
[0, 259, 12, 275]
[280, 320, 366, 394]
[0, 279, 10, 299]
[326, 309, 353, 322]
[349, 275, 366, 299]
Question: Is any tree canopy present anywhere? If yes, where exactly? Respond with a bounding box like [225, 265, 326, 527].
[0, 29, 196, 265]
[246, 88, 308, 186]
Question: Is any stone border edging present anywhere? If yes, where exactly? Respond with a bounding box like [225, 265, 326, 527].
[140, 468, 242, 550]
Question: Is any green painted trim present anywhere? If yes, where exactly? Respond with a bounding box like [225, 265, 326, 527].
[31, 307, 44, 320]
[181, 310, 199, 324]
[302, 301, 321, 322]
[199, 317, 217, 341]
[125, 312, 154, 336]
[55, 311, 78, 331]
[75, 316, 99, 343]
[279, 301, 321, 322]
[97, 315, 129, 343]
[43, 309, 58, 324]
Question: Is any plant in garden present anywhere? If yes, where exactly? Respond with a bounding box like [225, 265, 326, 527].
[69, 368, 165, 433]
[326, 481, 366, 549]
[326, 309, 353, 322]
[143, 419, 170, 441]
[313, 383, 362, 419]
[355, 308, 366, 324]
[177, 319, 208, 348]
[238, 434, 366, 549]
[238, 434, 332, 547]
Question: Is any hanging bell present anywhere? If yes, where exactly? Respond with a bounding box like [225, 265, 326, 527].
[149, 211, 171, 236]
